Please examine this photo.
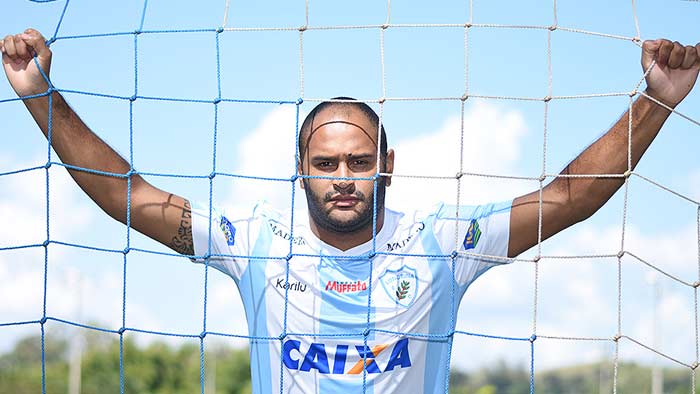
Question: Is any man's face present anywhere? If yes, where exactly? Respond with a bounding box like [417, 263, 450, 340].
[300, 107, 393, 234]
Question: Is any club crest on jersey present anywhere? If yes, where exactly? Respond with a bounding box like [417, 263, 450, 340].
[379, 265, 418, 308]
[463, 219, 481, 250]
[219, 216, 236, 246]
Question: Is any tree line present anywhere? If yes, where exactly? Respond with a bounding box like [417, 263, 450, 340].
[0, 330, 696, 393]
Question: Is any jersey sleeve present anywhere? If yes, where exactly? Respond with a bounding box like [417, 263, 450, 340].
[190, 203, 259, 281]
[431, 200, 513, 286]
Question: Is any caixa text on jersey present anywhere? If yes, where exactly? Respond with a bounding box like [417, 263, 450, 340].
[282, 338, 412, 374]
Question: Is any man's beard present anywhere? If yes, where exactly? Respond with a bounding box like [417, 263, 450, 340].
[303, 178, 386, 234]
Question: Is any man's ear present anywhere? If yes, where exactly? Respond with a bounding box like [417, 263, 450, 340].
[297, 161, 305, 189]
[384, 149, 395, 187]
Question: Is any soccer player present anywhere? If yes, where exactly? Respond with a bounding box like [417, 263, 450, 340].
[2, 29, 699, 393]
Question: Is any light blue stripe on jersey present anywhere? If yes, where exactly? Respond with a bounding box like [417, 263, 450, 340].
[318, 256, 376, 389]
[318, 256, 375, 337]
[421, 214, 455, 394]
[320, 376, 374, 394]
[239, 226, 274, 394]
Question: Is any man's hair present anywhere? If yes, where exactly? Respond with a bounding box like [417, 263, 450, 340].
[298, 97, 388, 167]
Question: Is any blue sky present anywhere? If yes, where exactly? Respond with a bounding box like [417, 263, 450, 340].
[1, 0, 700, 380]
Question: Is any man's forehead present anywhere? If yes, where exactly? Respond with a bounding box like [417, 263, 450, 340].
[309, 106, 379, 143]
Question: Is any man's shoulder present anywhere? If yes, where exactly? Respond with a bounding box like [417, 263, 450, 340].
[191, 200, 285, 222]
[432, 200, 513, 220]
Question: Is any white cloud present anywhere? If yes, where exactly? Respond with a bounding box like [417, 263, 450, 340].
[685, 167, 700, 202]
[0, 160, 93, 248]
[228, 105, 306, 212]
[226, 100, 530, 213]
[388, 101, 530, 211]
[450, 221, 699, 371]
[0, 159, 96, 351]
[206, 279, 249, 348]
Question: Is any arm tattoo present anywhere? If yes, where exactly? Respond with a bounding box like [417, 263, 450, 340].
[170, 200, 194, 256]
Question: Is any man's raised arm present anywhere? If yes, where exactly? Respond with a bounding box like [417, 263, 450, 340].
[1, 29, 194, 255]
[508, 39, 700, 258]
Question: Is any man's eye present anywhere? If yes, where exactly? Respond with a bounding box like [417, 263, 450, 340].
[350, 160, 371, 170]
[316, 161, 336, 170]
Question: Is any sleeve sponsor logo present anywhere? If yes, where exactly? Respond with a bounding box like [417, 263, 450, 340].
[282, 338, 412, 375]
[268, 222, 306, 246]
[462, 219, 481, 250]
[219, 215, 236, 246]
[386, 222, 425, 252]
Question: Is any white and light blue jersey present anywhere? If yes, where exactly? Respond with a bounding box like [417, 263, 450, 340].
[191, 201, 512, 394]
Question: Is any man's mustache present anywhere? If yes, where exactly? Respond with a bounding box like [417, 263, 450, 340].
[323, 191, 367, 202]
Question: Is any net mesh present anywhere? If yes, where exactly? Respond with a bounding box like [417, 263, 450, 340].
[1, 0, 699, 393]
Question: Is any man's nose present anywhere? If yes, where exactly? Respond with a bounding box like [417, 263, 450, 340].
[333, 164, 355, 194]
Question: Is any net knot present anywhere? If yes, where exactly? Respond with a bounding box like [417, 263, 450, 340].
[632, 36, 641, 44]
[628, 89, 637, 97]
[613, 334, 622, 342]
[278, 333, 287, 340]
[296, 98, 304, 105]
[208, 172, 216, 180]
[129, 95, 137, 102]
[529, 334, 537, 342]
[460, 93, 469, 102]
[381, 23, 389, 30]
[203, 252, 211, 259]
[451, 250, 459, 259]
[199, 331, 207, 339]
[40, 316, 48, 324]
[363, 328, 371, 336]
[464, 23, 472, 28]
[455, 171, 464, 179]
[133, 29, 142, 36]
[378, 97, 386, 104]
[543, 95, 552, 102]
[548, 25, 557, 31]
[290, 174, 299, 182]
[693, 281, 700, 288]
[213, 98, 222, 104]
[216, 27, 224, 34]
[44, 161, 52, 169]
[285, 253, 293, 261]
[623, 170, 632, 178]
[692, 362, 699, 370]
[538, 173, 546, 182]
[123, 247, 130, 255]
[616, 250, 625, 259]
[42, 240, 50, 247]
[298, 25, 308, 32]
[45, 37, 56, 46]
[532, 255, 541, 263]
[118, 327, 127, 335]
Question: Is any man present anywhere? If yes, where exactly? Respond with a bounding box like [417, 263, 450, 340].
[2, 29, 699, 393]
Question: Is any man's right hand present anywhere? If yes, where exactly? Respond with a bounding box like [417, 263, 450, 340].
[1, 28, 52, 97]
